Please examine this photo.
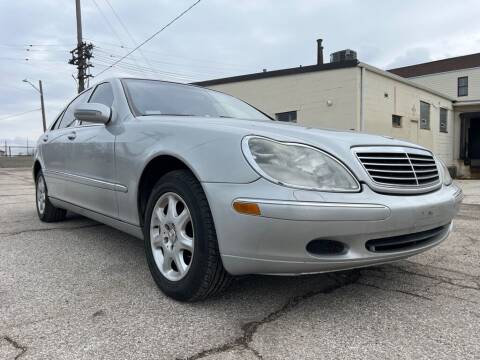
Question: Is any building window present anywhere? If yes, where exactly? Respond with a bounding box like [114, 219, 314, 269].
[275, 111, 297, 122]
[440, 108, 448, 133]
[458, 76, 468, 97]
[392, 115, 402, 128]
[420, 101, 430, 130]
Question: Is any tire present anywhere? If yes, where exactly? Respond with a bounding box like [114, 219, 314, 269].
[143, 170, 232, 301]
[35, 170, 67, 222]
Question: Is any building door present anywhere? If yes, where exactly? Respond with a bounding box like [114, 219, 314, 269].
[469, 118, 480, 167]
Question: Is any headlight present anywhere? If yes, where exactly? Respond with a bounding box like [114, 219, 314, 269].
[242, 136, 360, 192]
[437, 158, 453, 186]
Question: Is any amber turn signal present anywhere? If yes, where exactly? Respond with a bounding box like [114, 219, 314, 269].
[232, 201, 261, 216]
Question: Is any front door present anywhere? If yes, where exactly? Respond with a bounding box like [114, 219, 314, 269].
[63, 82, 117, 218]
[42, 89, 93, 201]
[469, 118, 480, 167]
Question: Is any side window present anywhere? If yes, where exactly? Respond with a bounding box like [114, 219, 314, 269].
[440, 108, 448, 133]
[458, 77, 468, 97]
[275, 111, 297, 123]
[89, 83, 114, 107]
[56, 89, 92, 130]
[420, 101, 430, 130]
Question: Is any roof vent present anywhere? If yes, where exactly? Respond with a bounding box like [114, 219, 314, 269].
[330, 49, 357, 63]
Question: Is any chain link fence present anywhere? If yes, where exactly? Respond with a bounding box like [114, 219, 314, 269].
[1, 145, 35, 157]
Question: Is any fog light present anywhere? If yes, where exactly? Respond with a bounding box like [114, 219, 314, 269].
[306, 239, 347, 256]
[232, 201, 261, 216]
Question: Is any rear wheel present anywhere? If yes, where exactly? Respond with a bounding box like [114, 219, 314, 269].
[143, 170, 232, 301]
[36, 170, 66, 222]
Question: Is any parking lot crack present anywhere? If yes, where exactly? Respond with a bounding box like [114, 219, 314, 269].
[389, 263, 480, 291]
[3, 336, 27, 359]
[0, 223, 104, 237]
[179, 271, 361, 360]
[356, 281, 433, 300]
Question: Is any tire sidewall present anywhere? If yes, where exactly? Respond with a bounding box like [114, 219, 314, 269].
[143, 172, 214, 300]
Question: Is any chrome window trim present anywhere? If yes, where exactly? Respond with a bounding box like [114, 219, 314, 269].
[242, 135, 361, 193]
[352, 146, 442, 195]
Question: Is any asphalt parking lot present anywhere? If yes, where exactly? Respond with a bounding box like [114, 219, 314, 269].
[1, 168, 479, 360]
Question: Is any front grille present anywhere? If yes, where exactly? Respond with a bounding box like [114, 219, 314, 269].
[365, 224, 450, 253]
[356, 151, 440, 188]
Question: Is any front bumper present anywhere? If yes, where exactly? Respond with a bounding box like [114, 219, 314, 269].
[202, 179, 463, 276]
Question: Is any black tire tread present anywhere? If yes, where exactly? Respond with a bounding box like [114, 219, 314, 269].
[36, 171, 67, 223]
[146, 170, 232, 301]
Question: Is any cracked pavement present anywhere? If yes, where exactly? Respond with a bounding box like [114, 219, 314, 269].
[0, 168, 479, 359]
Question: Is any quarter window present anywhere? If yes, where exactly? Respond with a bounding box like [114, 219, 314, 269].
[420, 101, 430, 130]
[458, 77, 468, 97]
[275, 111, 297, 123]
[440, 108, 448, 133]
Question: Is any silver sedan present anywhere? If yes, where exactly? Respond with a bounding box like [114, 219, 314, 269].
[34, 78, 463, 301]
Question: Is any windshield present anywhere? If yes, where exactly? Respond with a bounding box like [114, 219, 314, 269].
[122, 79, 271, 121]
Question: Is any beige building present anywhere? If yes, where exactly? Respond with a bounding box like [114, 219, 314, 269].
[390, 54, 480, 177]
[195, 41, 480, 178]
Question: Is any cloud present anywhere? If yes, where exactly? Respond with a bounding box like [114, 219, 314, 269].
[386, 47, 432, 69]
[1, 0, 480, 143]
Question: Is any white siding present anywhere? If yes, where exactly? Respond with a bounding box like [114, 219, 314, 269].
[363, 69, 455, 165]
[206, 68, 359, 131]
[409, 67, 480, 101]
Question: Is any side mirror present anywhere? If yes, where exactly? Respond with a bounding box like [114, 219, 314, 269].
[74, 103, 111, 124]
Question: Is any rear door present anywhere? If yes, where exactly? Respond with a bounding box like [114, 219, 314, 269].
[42, 89, 92, 201]
[64, 82, 118, 217]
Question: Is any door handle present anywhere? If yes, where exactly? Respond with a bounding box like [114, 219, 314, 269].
[42, 135, 48, 142]
[67, 131, 76, 140]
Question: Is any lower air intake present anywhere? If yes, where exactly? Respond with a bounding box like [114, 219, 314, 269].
[365, 224, 450, 253]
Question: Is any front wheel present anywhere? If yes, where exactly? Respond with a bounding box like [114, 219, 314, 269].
[143, 170, 232, 301]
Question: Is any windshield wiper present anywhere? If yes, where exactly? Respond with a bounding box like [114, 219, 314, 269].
[141, 113, 236, 118]
[142, 113, 197, 117]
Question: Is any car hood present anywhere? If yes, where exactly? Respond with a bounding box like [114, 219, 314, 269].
[150, 116, 427, 151]
[139, 115, 433, 184]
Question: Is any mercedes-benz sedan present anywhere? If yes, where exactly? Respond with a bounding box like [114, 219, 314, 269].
[34, 78, 463, 301]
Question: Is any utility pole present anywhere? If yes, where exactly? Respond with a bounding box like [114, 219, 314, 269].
[22, 79, 47, 132]
[69, 0, 93, 93]
[39, 80, 46, 132]
[75, 0, 84, 92]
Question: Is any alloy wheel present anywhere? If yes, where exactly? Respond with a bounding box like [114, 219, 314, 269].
[150, 192, 194, 281]
[36, 176, 46, 215]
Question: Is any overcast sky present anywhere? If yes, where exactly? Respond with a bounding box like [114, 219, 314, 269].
[1, 0, 479, 143]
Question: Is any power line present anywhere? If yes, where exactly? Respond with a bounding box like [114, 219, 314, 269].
[89, 0, 150, 77]
[103, 0, 159, 77]
[94, 57, 199, 81]
[90, 41, 251, 69]
[95, 0, 202, 77]
[94, 53, 210, 80]
[0, 108, 40, 121]
[94, 46, 246, 74]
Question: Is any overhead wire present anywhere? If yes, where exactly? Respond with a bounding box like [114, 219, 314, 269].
[89, 0, 150, 77]
[94, 55, 199, 82]
[102, 0, 159, 77]
[94, 0, 202, 77]
[94, 49, 231, 79]
[0, 108, 41, 121]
